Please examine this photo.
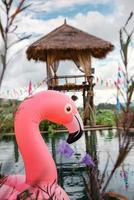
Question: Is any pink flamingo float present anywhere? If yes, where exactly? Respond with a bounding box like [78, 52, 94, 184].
[0, 90, 83, 199]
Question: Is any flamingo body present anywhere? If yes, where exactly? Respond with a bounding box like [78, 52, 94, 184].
[0, 175, 69, 199]
[0, 91, 83, 199]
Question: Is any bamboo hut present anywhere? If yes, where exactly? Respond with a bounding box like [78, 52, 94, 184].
[26, 20, 114, 125]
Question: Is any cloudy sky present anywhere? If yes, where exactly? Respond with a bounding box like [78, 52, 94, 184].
[0, 0, 134, 105]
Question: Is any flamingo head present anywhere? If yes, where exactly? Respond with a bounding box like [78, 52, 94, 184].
[41, 91, 84, 144]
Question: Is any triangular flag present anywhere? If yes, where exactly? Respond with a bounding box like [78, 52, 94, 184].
[116, 96, 121, 111]
[28, 80, 32, 95]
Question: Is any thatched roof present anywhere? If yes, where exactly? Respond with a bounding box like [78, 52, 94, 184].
[26, 21, 114, 61]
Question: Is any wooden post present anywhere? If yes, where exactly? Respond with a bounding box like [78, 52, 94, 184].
[82, 81, 86, 110]
[86, 75, 95, 126]
[83, 58, 99, 199]
[46, 54, 53, 89]
[83, 55, 95, 126]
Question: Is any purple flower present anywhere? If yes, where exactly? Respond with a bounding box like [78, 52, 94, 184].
[81, 153, 95, 167]
[57, 140, 74, 158]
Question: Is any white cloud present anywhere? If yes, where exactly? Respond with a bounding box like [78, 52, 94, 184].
[115, 0, 134, 16]
[71, 11, 119, 43]
[2, 49, 46, 87]
[0, 0, 134, 105]
[94, 89, 117, 105]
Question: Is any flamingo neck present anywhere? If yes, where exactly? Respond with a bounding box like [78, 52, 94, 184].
[15, 117, 57, 185]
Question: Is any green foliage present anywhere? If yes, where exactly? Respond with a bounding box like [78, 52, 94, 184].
[97, 103, 115, 110]
[0, 99, 62, 135]
[0, 112, 14, 133]
[0, 100, 16, 134]
[39, 120, 61, 132]
[96, 109, 115, 126]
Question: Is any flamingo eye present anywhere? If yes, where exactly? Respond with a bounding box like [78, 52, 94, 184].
[64, 104, 72, 114]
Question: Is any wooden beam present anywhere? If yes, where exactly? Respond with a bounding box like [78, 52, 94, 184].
[49, 84, 89, 91]
[1, 126, 114, 137]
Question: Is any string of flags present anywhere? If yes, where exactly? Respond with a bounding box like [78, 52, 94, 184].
[116, 65, 126, 111]
[94, 77, 124, 88]
[0, 66, 127, 99]
[0, 78, 48, 99]
[95, 65, 126, 89]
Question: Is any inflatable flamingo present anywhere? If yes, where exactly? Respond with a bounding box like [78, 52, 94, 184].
[0, 90, 83, 199]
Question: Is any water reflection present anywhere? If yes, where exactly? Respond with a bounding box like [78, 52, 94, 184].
[0, 130, 134, 199]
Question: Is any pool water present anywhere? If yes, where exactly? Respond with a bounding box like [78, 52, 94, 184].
[0, 130, 134, 200]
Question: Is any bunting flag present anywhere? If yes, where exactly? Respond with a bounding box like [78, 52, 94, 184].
[13, 89, 19, 96]
[116, 64, 123, 112]
[101, 79, 103, 85]
[94, 77, 118, 88]
[116, 96, 121, 111]
[28, 80, 32, 95]
[120, 169, 129, 191]
[117, 65, 122, 88]
[118, 71, 121, 78]
[0, 70, 127, 99]
[117, 64, 127, 90]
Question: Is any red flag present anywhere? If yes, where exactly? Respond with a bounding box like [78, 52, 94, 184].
[28, 80, 32, 95]
[118, 66, 121, 71]
[114, 81, 117, 86]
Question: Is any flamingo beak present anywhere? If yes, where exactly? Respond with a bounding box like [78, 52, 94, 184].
[64, 113, 84, 144]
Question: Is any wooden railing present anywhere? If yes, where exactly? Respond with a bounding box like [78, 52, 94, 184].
[48, 74, 95, 91]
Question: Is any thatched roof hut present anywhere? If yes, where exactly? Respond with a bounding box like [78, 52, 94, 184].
[26, 21, 114, 117]
[26, 21, 114, 62]
[26, 21, 114, 89]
